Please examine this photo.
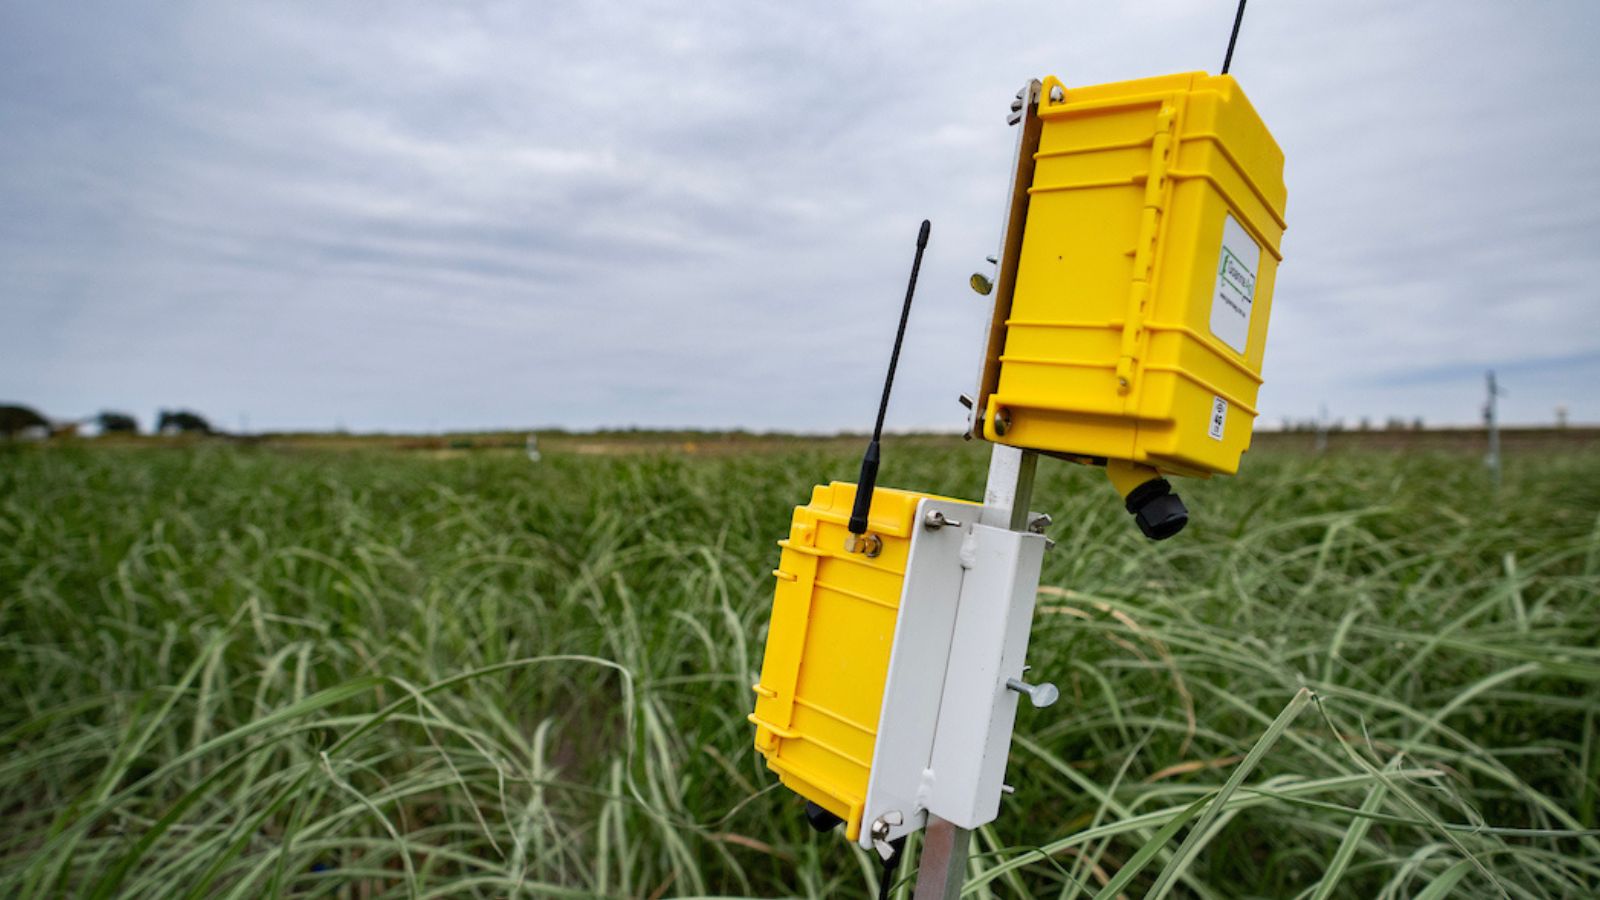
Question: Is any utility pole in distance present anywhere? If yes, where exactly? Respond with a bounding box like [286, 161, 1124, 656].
[1484, 371, 1504, 491]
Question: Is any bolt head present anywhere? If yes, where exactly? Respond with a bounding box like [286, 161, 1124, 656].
[993, 408, 1012, 437]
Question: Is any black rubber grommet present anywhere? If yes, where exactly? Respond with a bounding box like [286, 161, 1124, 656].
[1124, 477, 1172, 513]
[1124, 478, 1188, 540]
[804, 801, 844, 833]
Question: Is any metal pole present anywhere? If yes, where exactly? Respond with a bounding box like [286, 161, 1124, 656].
[1485, 370, 1501, 491]
[980, 444, 1039, 531]
[913, 815, 971, 900]
[912, 78, 1044, 899]
[912, 444, 1037, 899]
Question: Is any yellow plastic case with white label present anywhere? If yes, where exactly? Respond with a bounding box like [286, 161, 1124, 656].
[980, 71, 1288, 478]
[748, 482, 974, 841]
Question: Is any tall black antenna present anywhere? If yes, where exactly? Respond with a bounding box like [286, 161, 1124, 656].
[1221, 0, 1248, 74]
[848, 219, 931, 538]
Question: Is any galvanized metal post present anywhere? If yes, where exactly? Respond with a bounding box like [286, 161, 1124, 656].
[911, 444, 1037, 899]
[980, 444, 1039, 532]
[912, 815, 972, 900]
[913, 76, 1044, 899]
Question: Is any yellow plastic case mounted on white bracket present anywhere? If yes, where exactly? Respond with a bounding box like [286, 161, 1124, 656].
[748, 482, 1047, 849]
[968, 71, 1288, 533]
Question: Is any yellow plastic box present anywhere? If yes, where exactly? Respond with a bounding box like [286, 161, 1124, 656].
[981, 71, 1288, 478]
[748, 482, 972, 841]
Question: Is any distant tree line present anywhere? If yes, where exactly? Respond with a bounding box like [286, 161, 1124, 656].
[0, 403, 216, 439]
[156, 410, 213, 434]
[98, 411, 139, 433]
[1279, 416, 1426, 433]
[0, 405, 50, 438]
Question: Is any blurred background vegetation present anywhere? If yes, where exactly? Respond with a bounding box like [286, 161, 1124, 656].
[2, 439, 1598, 897]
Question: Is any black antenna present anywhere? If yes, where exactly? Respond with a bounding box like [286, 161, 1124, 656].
[1221, 0, 1248, 74]
[848, 219, 931, 537]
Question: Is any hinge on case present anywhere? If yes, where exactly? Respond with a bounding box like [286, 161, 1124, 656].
[1116, 103, 1177, 398]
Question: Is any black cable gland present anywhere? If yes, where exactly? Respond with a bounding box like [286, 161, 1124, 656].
[1124, 478, 1188, 541]
[804, 801, 844, 832]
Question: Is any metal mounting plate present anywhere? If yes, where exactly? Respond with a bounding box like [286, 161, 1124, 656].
[924, 523, 1047, 828]
[967, 79, 1044, 440]
[857, 495, 1048, 849]
[856, 496, 973, 850]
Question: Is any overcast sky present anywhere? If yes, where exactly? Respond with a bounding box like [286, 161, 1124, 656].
[3, 1, 1597, 433]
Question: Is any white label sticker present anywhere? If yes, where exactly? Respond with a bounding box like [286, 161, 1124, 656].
[1208, 396, 1227, 441]
[1210, 214, 1260, 354]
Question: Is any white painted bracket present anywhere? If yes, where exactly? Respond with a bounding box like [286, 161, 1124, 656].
[858, 496, 972, 852]
[923, 524, 1046, 828]
[857, 499, 1047, 851]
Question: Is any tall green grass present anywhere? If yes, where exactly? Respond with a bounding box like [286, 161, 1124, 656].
[2, 442, 1597, 897]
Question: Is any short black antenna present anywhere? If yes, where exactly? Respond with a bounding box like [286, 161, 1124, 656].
[848, 219, 931, 538]
[1221, 0, 1248, 74]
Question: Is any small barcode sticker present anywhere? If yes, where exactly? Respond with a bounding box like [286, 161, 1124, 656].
[1208, 396, 1228, 441]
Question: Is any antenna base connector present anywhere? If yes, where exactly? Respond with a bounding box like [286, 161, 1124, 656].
[843, 533, 883, 558]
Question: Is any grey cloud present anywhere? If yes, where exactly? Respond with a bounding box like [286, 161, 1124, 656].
[2, 0, 1597, 432]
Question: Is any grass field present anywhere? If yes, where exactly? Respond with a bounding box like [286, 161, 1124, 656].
[3, 440, 1599, 898]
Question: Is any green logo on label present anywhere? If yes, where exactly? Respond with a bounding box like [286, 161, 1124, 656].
[1218, 248, 1255, 300]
